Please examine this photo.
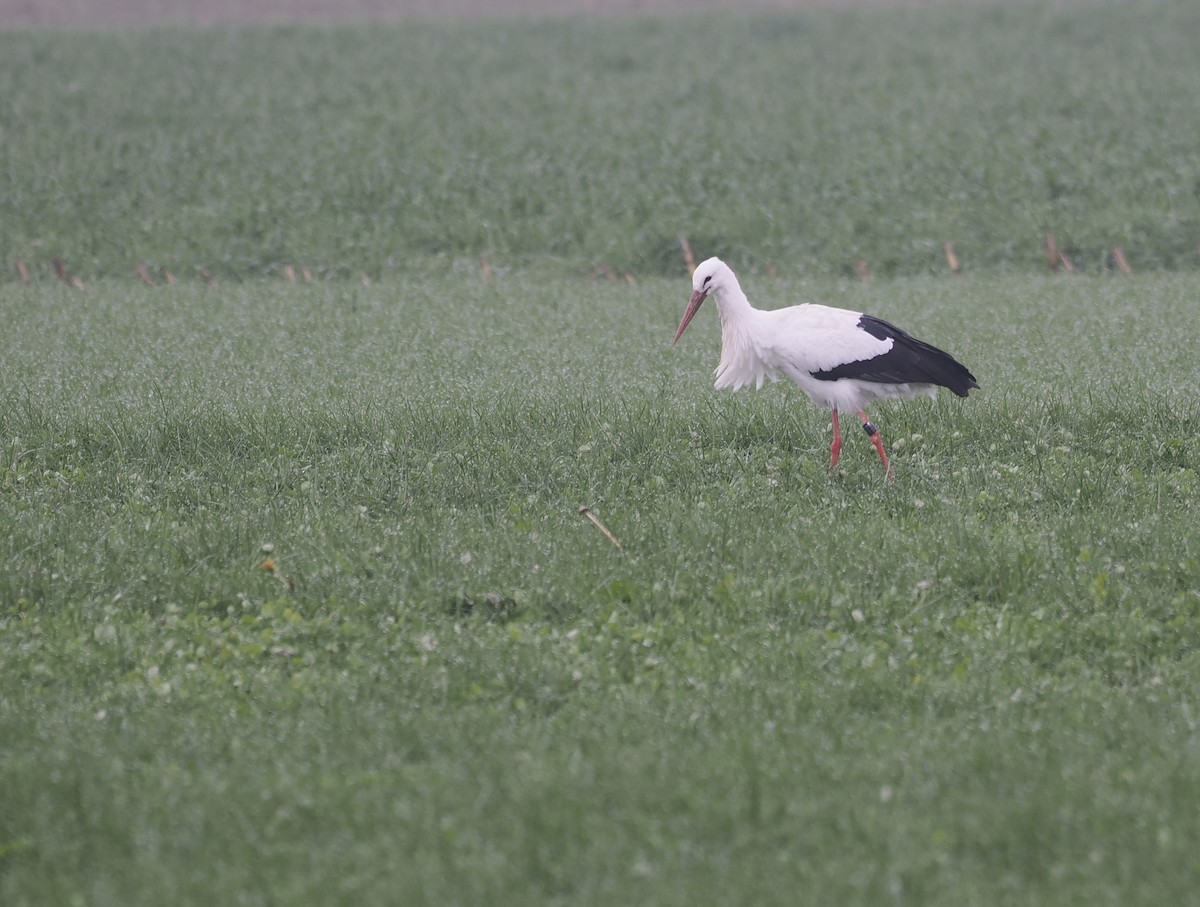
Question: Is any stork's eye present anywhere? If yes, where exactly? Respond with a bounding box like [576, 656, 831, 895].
[703, 275, 712, 286]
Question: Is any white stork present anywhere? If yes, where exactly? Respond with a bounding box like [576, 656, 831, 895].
[673, 257, 979, 478]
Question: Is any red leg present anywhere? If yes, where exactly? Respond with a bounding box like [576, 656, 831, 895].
[829, 409, 843, 472]
[857, 409, 894, 481]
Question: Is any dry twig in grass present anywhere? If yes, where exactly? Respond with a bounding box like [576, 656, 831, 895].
[679, 235, 697, 275]
[578, 506, 622, 550]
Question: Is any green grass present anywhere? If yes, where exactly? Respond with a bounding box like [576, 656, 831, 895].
[3, 1, 1200, 281]
[3, 271, 1200, 904]
[3, 3, 1200, 902]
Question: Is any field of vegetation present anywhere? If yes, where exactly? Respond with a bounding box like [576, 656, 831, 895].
[3, 1, 1199, 281]
[3, 2, 1200, 905]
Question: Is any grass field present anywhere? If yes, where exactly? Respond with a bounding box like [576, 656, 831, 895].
[2, 1, 1199, 281]
[4, 271, 1200, 904]
[3, 1, 1200, 904]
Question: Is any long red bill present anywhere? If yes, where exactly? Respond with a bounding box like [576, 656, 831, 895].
[672, 289, 707, 345]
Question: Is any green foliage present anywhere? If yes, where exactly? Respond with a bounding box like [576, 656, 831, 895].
[2, 271, 1200, 904]
[3, 2, 1200, 901]
[3, 1, 1200, 281]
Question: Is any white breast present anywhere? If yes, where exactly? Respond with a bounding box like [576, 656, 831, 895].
[713, 310, 780, 391]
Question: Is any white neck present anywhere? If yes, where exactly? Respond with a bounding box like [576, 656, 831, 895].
[710, 274, 770, 390]
[712, 274, 755, 329]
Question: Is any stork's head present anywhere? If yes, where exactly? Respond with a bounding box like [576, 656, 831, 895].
[673, 256, 730, 345]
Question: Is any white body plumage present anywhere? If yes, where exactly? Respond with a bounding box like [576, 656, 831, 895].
[712, 297, 940, 411]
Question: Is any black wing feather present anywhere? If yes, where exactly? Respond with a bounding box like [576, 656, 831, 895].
[811, 315, 979, 397]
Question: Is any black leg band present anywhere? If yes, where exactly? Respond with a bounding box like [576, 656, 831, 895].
[862, 421, 878, 437]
